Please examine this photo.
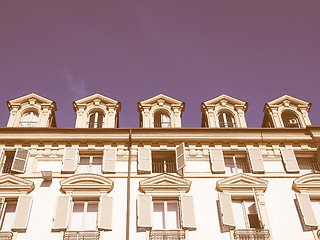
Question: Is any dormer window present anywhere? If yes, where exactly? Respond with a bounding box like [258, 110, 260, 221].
[218, 112, 235, 128]
[88, 111, 104, 128]
[281, 110, 300, 128]
[154, 111, 170, 128]
[20, 111, 38, 127]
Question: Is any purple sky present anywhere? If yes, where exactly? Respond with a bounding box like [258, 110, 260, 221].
[0, 1, 319, 128]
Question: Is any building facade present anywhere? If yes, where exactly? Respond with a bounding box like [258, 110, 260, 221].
[0, 93, 319, 240]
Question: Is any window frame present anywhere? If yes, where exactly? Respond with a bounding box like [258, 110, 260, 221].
[87, 111, 104, 129]
[218, 111, 235, 128]
[19, 111, 39, 128]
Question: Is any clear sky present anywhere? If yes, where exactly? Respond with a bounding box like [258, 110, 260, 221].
[0, 1, 319, 128]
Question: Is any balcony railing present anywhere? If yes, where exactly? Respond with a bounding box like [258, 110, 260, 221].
[298, 162, 320, 174]
[0, 232, 13, 240]
[225, 163, 251, 174]
[234, 229, 270, 240]
[63, 231, 100, 240]
[154, 122, 171, 128]
[77, 164, 102, 174]
[152, 162, 176, 173]
[19, 122, 37, 127]
[87, 122, 103, 128]
[149, 230, 185, 240]
[284, 122, 299, 128]
[1, 161, 13, 174]
[219, 122, 235, 128]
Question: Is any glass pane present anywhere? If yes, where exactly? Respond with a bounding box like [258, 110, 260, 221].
[232, 201, 246, 229]
[224, 157, 235, 173]
[69, 203, 84, 230]
[166, 202, 179, 229]
[244, 201, 260, 229]
[85, 203, 98, 230]
[153, 202, 165, 229]
[1, 202, 17, 231]
[92, 156, 102, 165]
[79, 156, 90, 165]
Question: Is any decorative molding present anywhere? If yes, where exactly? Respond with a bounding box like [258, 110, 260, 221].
[0, 175, 34, 194]
[293, 174, 320, 193]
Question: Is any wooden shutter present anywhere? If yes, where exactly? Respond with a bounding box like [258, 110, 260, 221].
[218, 193, 236, 228]
[176, 143, 186, 173]
[180, 196, 196, 230]
[247, 148, 265, 173]
[11, 148, 29, 173]
[280, 149, 300, 173]
[296, 194, 318, 228]
[98, 196, 113, 230]
[61, 148, 78, 173]
[137, 195, 152, 228]
[137, 148, 152, 174]
[209, 148, 225, 173]
[12, 196, 33, 230]
[102, 149, 117, 173]
[52, 196, 71, 230]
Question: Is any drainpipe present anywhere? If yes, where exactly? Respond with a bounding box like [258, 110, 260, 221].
[126, 129, 132, 240]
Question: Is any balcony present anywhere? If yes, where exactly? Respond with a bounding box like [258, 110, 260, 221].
[225, 163, 251, 174]
[63, 231, 100, 240]
[298, 162, 320, 174]
[0, 232, 13, 240]
[219, 122, 235, 128]
[87, 122, 103, 128]
[152, 162, 176, 173]
[234, 229, 270, 240]
[77, 164, 102, 174]
[19, 122, 37, 127]
[154, 122, 171, 128]
[149, 230, 185, 240]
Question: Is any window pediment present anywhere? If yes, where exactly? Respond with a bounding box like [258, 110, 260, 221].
[60, 173, 113, 194]
[139, 173, 191, 194]
[139, 94, 184, 106]
[202, 94, 247, 108]
[293, 174, 320, 193]
[266, 95, 311, 109]
[216, 173, 268, 193]
[73, 93, 120, 107]
[0, 175, 34, 194]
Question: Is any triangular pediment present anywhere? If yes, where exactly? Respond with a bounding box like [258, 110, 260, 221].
[266, 95, 311, 108]
[60, 174, 113, 193]
[139, 94, 184, 106]
[139, 174, 191, 194]
[202, 94, 247, 107]
[293, 174, 320, 192]
[0, 175, 34, 193]
[7, 93, 56, 109]
[74, 93, 119, 106]
[216, 174, 268, 192]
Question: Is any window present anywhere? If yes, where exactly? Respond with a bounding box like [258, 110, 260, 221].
[154, 111, 171, 128]
[19, 111, 38, 127]
[1, 200, 17, 232]
[69, 201, 98, 231]
[295, 152, 320, 174]
[224, 154, 250, 174]
[218, 112, 235, 128]
[1, 149, 29, 174]
[232, 200, 261, 229]
[152, 151, 176, 174]
[281, 110, 300, 128]
[153, 200, 180, 230]
[77, 154, 103, 174]
[88, 111, 104, 128]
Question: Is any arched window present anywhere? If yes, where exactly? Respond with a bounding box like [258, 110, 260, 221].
[88, 111, 104, 128]
[20, 111, 38, 127]
[218, 112, 235, 128]
[154, 111, 171, 128]
[281, 110, 300, 128]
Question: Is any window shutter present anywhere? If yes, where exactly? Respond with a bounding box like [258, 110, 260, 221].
[52, 196, 71, 230]
[209, 148, 225, 173]
[61, 148, 78, 173]
[296, 194, 318, 228]
[12, 196, 33, 231]
[280, 149, 300, 173]
[98, 196, 113, 230]
[0, 197, 6, 225]
[218, 193, 236, 228]
[102, 149, 117, 173]
[253, 190, 264, 228]
[137, 148, 152, 174]
[247, 148, 265, 173]
[137, 195, 152, 228]
[180, 196, 196, 230]
[176, 143, 186, 174]
[11, 148, 29, 173]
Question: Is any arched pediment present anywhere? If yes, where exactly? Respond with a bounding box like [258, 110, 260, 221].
[139, 174, 191, 194]
[216, 174, 268, 193]
[60, 174, 114, 194]
[293, 174, 320, 193]
[0, 175, 34, 194]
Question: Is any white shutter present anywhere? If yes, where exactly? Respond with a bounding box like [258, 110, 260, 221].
[247, 148, 265, 173]
[61, 148, 78, 173]
[137, 195, 152, 228]
[12, 196, 33, 230]
[52, 196, 72, 230]
[209, 148, 225, 173]
[102, 149, 117, 173]
[180, 196, 196, 230]
[11, 148, 29, 173]
[176, 143, 186, 175]
[218, 193, 236, 228]
[296, 194, 318, 228]
[137, 148, 152, 174]
[0, 197, 5, 226]
[280, 149, 300, 173]
[98, 196, 113, 230]
[253, 190, 264, 228]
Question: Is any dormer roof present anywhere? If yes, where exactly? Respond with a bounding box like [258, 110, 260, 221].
[138, 94, 185, 108]
[264, 95, 311, 112]
[73, 93, 121, 111]
[7, 93, 56, 111]
[201, 94, 248, 111]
